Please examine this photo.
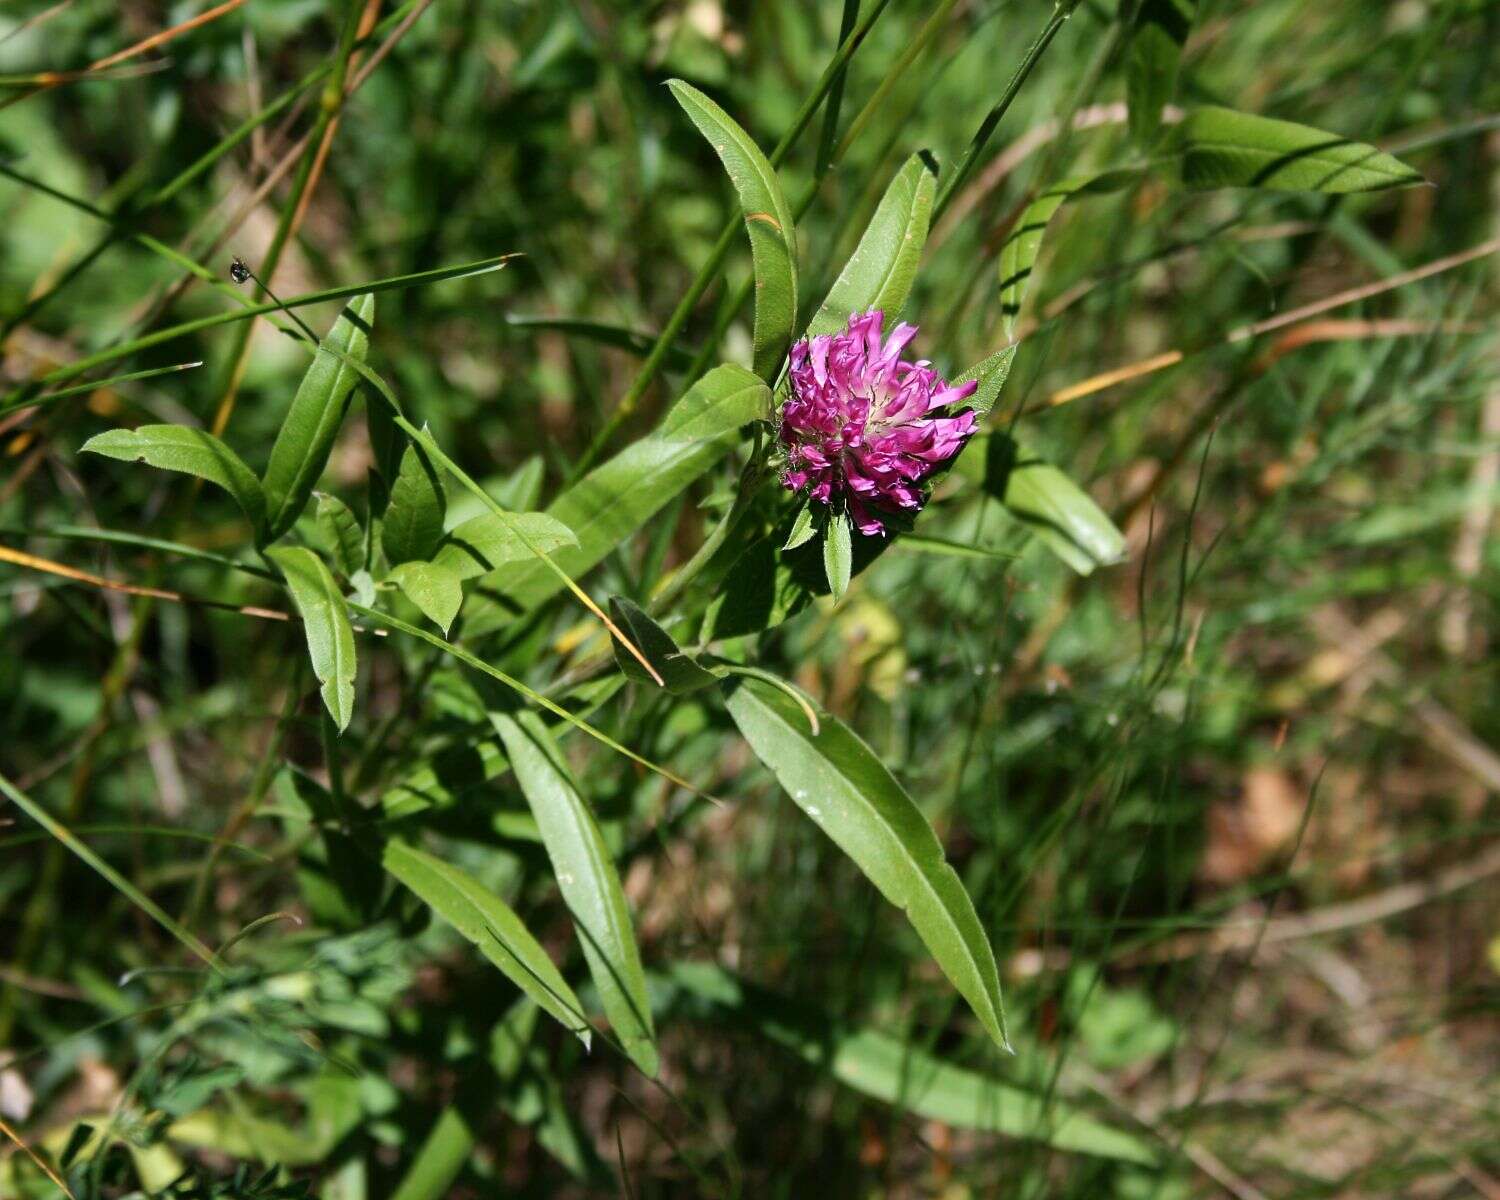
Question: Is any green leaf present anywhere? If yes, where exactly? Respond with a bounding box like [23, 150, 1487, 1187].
[984, 434, 1126, 576]
[497, 454, 546, 511]
[998, 170, 1142, 338]
[433, 511, 578, 582]
[669, 963, 1155, 1165]
[722, 676, 1007, 1050]
[315, 492, 364, 575]
[823, 513, 852, 603]
[668, 81, 799, 380]
[465, 364, 769, 631]
[808, 151, 937, 337]
[267, 546, 357, 731]
[390, 1107, 473, 1200]
[1126, 0, 1196, 146]
[388, 560, 463, 634]
[893, 533, 1013, 562]
[380, 839, 590, 1045]
[491, 712, 659, 1077]
[262, 293, 375, 541]
[607, 596, 718, 694]
[382, 436, 447, 565]
[1169, 106, 1425, 192]
[81, 425, 265, 539]
[952, 345, 1016, 417]
[782, 503, 817, 551]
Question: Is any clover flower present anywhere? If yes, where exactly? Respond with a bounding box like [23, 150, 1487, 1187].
[778, 310, 977, 536]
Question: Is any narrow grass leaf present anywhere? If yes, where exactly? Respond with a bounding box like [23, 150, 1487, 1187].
[380, 839, 591, 1045]
[670, 963, 1154, 1164]
[388, 560, 463, 634]
[809, 151, 937, 337]
[607, 597, 717, 694]
[669, 81, 799, 379]
[491, 712, 659, 1077]
[262, 294, 375, 540]
[722, 676, 1007, 1050]
[81, 425, 265, 540]
[1170, 106, 1426, 192]
[382, 436, 446, 565]
[267, 546, 357, 731]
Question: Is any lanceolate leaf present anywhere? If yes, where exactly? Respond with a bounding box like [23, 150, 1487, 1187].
[809, 151, 937, 337]
[267, 546, 357, 731]
[723, 676, 1008, 1050]
[262, 294, 375, 541]
[380, 839, 590, 1045]
[670, 963, 1156, 1164]
[1170, 106, 1425, 193]
[668, 81, 799, 380]
[984, 434, 1126, 576]
[388, 560, 463, 634]
[315, 492, 364, 575]
[465, 364, 769, 633]
[491, 712, 659, 1077]
[998, 170, 1142, 338]
[382, 437, 446, 565]
[1126, 0, 1196, 146]
[607, 596, 718, 694]
[82, 425, 265, 540]
[434, 512, 578, 582]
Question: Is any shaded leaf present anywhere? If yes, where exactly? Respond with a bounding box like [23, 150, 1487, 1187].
[491, 711, 659, 1077]
[607, 596, 718, 693]
[267, 546, 358, 730]
[383, 436, 446, 565]
[315, 492, 364, 575]
[1126, 0, 1196, 146]
[388, 560, 463, 634]
[82, 425, 265, 539]
[669, 963, 1155, 1165]
[723, 675, 1007, 1049]
[380, 839, 590, 1043]
[809, 151, 937, 337]
[669, 81, 799, 379]
[1170, 106, 1425, 192]
[262, 294, 375, 541]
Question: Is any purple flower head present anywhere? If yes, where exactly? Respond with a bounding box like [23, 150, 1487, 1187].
[778, 310, 978, 536]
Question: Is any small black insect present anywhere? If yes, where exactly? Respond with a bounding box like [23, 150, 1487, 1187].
[229, 257, 251, 285]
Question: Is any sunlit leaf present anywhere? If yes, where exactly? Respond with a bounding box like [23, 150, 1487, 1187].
[669, 81, 799, 380]
[1169, 106, 1425, 192]
[983, 434, 1126, 575]
[262, 294, 375, 541]
[388, 560, 463, 634]
[381, 838, 591, 1044]
[491, 711, 659, 1077]
[267, 546, 357, 731]
[81, 425, 265, 540]
[723, 675, 1007, 1050]
[808, 151, 937, 337]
